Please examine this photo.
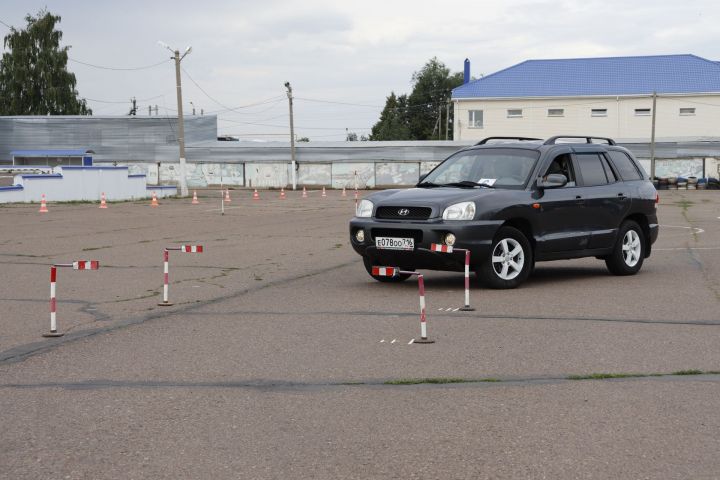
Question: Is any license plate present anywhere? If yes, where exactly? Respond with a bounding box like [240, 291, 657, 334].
[375, 237, 414, 251]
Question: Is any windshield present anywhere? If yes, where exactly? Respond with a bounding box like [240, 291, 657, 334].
[421, 148, 540, 189]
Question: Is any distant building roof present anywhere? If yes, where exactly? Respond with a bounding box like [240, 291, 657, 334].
[452, 54, 720, 99]
[10, 149, 94, 156]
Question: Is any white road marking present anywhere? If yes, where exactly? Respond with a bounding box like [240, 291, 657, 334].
[445, 308, 452, 312]
[453, 307, 460, 312]
[379, 339, 385, 343]
[655, 246, 720, 251]
[437, 308, 443, 311]
[391, 339, 397, 344]
[408, 339, 415, 344]
[660, 225, 705, 234]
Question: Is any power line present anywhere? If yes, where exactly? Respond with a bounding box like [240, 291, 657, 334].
[83, 94, 165, 104]
[68, 57, 170, 71]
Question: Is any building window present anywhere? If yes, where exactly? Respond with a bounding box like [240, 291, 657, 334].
[468, 110, 483, 128]
[507, 109, 523, 118]
[547, 108, 564, 117]
[679, 107, 696, 116]
[591, 108, 608, 117]
[634, 108, 651, 116]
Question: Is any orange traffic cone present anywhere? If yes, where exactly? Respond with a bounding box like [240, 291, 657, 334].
[280, 188, 286, 200]
[192, 190, 199, 204]
[38, 194, 49, 213]
[99, 192, 108, 209]
[151, 192, 159, 207]
[302, 186, 308, 198]
[224, 189, 231, 203]
[252, 189, 260, 201]
[321, 186, 327, 198]
[342, 187, 347, 197]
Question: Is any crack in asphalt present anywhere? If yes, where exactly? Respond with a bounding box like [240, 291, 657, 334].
[2, 373, 720, 392]
[0, 260, 359, 365]
[168, 309, 720, 327]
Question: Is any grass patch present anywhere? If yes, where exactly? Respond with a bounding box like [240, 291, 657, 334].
[567, 373, 646, 381]
[672, 369, 703, 376]
[82, 246, 110, 251]
[384, 377, 474, 386]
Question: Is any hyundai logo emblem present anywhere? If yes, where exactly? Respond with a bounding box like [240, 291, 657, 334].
[398, 208, 410, 216]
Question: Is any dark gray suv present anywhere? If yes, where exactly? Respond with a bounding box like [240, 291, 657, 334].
[349, 136, 659, 288]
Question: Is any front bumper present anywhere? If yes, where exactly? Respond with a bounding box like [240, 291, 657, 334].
[349, 217, 504, 271]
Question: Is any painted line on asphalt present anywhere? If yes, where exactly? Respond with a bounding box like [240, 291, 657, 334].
[655, 246, 720, 251]
[660, 225, 705, 234]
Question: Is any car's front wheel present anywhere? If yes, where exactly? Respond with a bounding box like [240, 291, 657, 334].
[363, 256, 412, 283]
[605, 220, 645, 275]
[478, 226, 533, 289]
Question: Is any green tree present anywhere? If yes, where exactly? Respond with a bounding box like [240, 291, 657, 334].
[0, 10, 91, 115]
[370, 58, 462, 141]
[406, 57, 462, 140]
[369, 92, 411, 141]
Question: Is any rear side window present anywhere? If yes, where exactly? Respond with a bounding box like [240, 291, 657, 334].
[575, 153, 609, 186]
[607, 151, 643, 180]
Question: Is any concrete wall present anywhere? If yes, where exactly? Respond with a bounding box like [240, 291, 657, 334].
[454, 94, 720, 142]
[0, 166, 176, 203]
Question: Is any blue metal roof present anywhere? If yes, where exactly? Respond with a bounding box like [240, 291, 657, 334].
[10, 149, 93, 156]
[452, 54, 720, 99]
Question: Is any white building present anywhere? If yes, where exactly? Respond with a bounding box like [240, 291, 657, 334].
[452, 54, 720, 143]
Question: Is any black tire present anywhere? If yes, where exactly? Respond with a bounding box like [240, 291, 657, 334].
[605, 220, 645, 275]
[478, 226, 533, 289]
[362, 256, 412, 283]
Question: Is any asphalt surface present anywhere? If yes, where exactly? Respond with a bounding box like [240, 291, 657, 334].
[1, 188, 719, 479]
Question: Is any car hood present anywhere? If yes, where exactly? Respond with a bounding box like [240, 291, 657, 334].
[366, 187, 498, 215]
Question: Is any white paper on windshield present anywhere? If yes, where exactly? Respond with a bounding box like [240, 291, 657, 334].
[477, 178, 497, 186]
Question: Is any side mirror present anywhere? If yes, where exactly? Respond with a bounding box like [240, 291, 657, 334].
[537, 173, 568, 189]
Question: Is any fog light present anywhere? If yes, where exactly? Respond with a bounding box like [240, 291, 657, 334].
[444, 233, 456, 246]
[355, 229, 365, 242]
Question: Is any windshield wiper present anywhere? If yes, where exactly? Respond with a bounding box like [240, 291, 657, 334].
[416, 181, 442, 188]
[442, 180, 495, 189]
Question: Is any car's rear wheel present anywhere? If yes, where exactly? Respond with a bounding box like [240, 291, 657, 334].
[362, 256, 412, 283]
[605, 220, 645, 275]
[478, 226, 532, 289]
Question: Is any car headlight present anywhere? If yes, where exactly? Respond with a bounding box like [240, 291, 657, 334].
[442, 201, 475, 220]
[356, 199, 373, 218]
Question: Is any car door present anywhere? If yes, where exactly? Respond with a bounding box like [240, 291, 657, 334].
[571, 149, 630, 250]
[534, 149, 590, 254]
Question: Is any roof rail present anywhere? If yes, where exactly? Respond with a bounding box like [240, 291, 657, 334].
[475, 136, 542, 145]
[543, 135, 616, 145]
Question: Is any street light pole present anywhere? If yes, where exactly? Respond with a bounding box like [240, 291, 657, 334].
[285, 82, 297, 190]
[160, 42, 192, 197]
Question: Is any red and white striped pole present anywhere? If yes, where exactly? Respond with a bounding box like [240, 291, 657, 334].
[429, 243, 474, 311]
[44, 261, 100, 337]
[371, 266, 434, 344]
[158, 245, 204, 307]
[47, 266, 60, 337]
[415, 273, 433, 343]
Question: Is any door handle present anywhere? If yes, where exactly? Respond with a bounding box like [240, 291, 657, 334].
[617, 193, 627, 200]
[575, 195, 584, 205]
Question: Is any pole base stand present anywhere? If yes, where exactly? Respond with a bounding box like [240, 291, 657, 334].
[157, 301, 174, 307]
[460, 306, 475, 311]
[42, 331, 64, 337]
[413, 337, 435, 344]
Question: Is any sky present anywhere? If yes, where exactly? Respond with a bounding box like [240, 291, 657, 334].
[1, 0, 719, 141]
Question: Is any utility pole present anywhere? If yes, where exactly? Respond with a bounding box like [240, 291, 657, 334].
[285, 82, 297, 190]
[445, 99, 450, 140]
[159, 42, 192, 197]
[650, 91, 657, 180]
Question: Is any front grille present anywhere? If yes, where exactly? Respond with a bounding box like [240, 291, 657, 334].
[375, 206, 432, 220]
[371, 228, 423, 243]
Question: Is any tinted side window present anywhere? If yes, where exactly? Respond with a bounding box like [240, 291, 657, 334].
[600, 155, 617, 182]
[576, 153, 608, 186]
[607, 151, 643, 180]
